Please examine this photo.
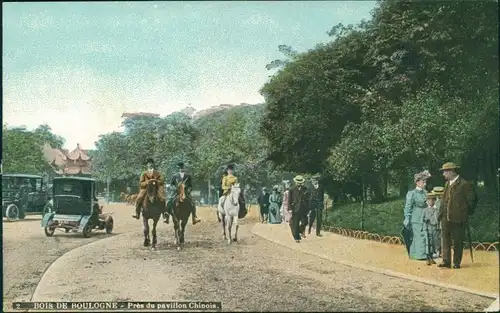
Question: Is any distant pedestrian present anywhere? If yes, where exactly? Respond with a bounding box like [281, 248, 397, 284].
[288, 175, 310, 243]
[281, 181, 291, 223]
[438, 162, 477, 269]
[257, 187, 270, 223]
[268, 185, 282, 224]
[308, 174, 325, 237]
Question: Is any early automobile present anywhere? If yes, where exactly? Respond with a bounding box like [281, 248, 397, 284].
[2, 173, 49, 221]
[41, 177, 114, 238]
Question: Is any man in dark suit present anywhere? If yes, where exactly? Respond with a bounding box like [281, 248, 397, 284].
[165, 162, 201, 225]
[257, 187, 270, 223]
[308, 174, 325, 237]
[288, 175, 310, 243]
[438, 162, 477, 269]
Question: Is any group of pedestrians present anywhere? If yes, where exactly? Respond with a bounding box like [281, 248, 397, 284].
[403, 162, 478, 269]
[257, 174, 325, 243]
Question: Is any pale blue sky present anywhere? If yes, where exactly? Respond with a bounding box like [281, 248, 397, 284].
[3, 1, 376, 149]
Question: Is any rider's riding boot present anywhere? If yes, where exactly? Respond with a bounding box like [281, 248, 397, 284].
[163, 212, 170, 224]
[132, 202, 141, 219]
[192, 205, 201, 225]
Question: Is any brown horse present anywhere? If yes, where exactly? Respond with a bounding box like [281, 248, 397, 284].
[142, 179, 165, 250]
[171, 182, 194, 250]
[120, 192, 128, 202]
[127, 194, 138, 205]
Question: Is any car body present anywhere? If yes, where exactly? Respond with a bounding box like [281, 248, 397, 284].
[41, 177, 113, 237]
[2, 173, 48, 221]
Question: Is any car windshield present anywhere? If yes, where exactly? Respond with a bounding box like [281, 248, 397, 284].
[54, 180, 92, 201]
[2, 177, 20, 190]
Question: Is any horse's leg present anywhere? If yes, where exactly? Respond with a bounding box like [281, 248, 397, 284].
[151, 215, 159, 250]
[233, 216, 239, 242]
[143, 216, 150, 247]
[220, 213, 227, 240]
[226, 214, 232, 245]
[172, 212, 181, 250]
[180, 215, 188, 246]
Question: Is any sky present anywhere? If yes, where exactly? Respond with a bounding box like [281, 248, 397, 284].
[3, 1, 376, 150]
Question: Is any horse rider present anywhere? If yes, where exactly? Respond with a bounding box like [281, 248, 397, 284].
[132, 158, 166, 219]
[165, 162, 201, 225]
[220, 164, 238, 207]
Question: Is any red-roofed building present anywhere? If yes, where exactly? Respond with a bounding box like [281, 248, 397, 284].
[64, 143, 92, 176]
[42, 143, 93, 177]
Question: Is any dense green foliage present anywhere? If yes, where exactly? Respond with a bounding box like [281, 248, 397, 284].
[90, 105, 285, 193]
[260, 0, 499, 200]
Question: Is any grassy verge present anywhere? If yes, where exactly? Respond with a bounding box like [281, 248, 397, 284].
[325, 197, 499, 243]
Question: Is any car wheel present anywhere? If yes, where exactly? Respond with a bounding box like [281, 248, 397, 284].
[105, 217, 114, 234]
[44, 226, 55, 237]
[5, 204, 20, 221]
[18, 205, 26, 219]
[82, 223, 92, 238]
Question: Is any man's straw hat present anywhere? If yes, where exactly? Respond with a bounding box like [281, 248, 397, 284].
[293, 175, 305, 184]
[439, 162, 460, 171]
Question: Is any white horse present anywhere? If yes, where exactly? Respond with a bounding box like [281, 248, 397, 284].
[217, 183, 241, 244]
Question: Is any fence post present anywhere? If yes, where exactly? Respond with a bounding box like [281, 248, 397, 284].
[361, 176, 365, 231]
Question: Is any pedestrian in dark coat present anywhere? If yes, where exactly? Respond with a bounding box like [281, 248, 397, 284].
[257, 187, 270, 223]
[438, 162, 477, 269]
[288, 175, 310, 243]
[308, 174, 325, 237]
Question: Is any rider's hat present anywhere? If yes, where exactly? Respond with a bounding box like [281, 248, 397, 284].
[177, 162, 185, 169]
[226, 163, 234, 171]
[145, 158, 155, 165]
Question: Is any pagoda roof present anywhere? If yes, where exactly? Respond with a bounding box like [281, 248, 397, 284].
[67, 143, 92, 161]
[42, 143, 67, 167]
[64, 166, 92, 175]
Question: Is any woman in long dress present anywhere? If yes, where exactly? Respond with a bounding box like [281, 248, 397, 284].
[403, 170, 431, 260]
[268, 185, 282, 224]
[281, 182, 290, 223]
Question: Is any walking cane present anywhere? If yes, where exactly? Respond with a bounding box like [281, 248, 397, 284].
[466, 221, 474, 263]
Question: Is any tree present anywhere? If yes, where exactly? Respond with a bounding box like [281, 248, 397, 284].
[3, 125, 49, 174]
[34, 124, 65, 149]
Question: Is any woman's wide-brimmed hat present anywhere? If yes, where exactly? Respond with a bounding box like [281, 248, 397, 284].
[414, 170, 431, 182]
[145, 158, 155, 165]
[432, 186, 444, 195]
[440, 162, 460, 171]
[293, 175, 305, 184]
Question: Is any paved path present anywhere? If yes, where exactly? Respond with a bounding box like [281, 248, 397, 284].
[252, 223, 499, 298]
[21, 207, 492, 312]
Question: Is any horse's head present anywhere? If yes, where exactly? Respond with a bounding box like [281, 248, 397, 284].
[147, 179, 158, 200]
[177, 182, 186, 203]
[229, 183, 241, 204]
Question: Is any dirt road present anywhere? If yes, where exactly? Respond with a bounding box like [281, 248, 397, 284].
[2, 204, 141, 303]
[4, 204, 493, 312]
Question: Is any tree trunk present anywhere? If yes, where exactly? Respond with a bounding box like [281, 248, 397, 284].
[399, 169, 408, 197]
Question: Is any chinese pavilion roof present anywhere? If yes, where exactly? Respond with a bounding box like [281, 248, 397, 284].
[67, 143, 92, 161]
